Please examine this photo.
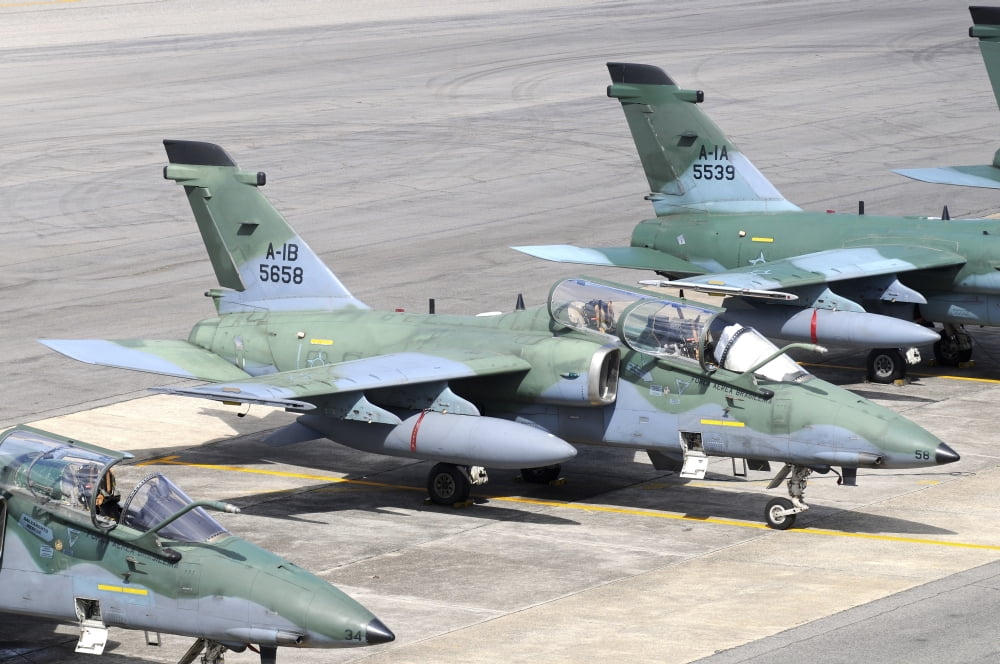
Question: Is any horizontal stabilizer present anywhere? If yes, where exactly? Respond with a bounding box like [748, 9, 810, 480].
[39, 339, 252, 382]
[512, 245, 705, 274]
[894, 166, 1000, 190]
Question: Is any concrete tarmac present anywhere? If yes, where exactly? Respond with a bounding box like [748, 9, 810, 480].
[2, 1, 1000, 662]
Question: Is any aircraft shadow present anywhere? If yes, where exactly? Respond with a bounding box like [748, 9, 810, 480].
[0, 615, 132, 664]
[116, 407, 959, 538]
[139, 434, 955, 537]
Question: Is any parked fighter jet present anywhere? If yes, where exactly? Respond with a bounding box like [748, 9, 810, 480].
[514, 61, 1000, 383]
[0, 425, 393, 663]
[897, 6, 1000, 189]
[42, 140, 958, 529]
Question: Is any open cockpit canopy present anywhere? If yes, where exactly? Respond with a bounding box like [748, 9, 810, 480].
[120, 473, 229, 543]
[0, 426, 127, 530]
[548, 278, 810, 383]
[0, 426, 230, 541]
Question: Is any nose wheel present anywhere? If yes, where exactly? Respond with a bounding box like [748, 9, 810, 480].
[764, 464, 812, 529]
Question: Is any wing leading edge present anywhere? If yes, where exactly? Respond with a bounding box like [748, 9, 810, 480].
[39, 339, 254, 382]
[512, 244, 706, 274]
[152, 350, 532, 418]
[659, 245, 966, 300]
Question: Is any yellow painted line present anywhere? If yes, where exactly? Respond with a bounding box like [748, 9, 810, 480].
[700, 419, 745, 428]
[310, 339, 334, 346]
[98, 584, 148, 596]
[801, 362, 1000, 385]
[751, 237, 774, 243]
[138, 456, 1000, 551]
[137, 455, 425, 492]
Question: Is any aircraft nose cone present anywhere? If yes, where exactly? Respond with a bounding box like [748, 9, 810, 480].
[935, 442, 960, 465]
[365, 617, 395, 645]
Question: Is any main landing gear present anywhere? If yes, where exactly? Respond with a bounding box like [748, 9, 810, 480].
[866, 347, 921, 384]
[426, 463, 488, 505]
[424, 463, 564, 505]
[933, 325, 973, 366]
[764, 464, 812, 530]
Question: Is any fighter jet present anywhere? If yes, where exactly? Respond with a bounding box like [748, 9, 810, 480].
[42, 140, 958, 529]
[897, 7, 1000, 189]
[0, 425, 393, 663]
[514, 60, 1000, 383]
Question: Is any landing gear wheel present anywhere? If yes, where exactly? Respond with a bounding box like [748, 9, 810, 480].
[520, 464, 561, 484]
[866, 347, 905, 383]
[427, 463, 471, 505]
[933, 330, 973, 366]
[765, 497, 796, 530]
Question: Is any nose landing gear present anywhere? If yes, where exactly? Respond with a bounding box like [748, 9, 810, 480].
[764, 464, 812, 530]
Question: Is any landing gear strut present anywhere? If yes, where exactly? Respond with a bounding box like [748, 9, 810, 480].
[933, 325, 973, 366]
[764, 464, 812, 530]
[426, 463, 487, 505]
[520, 464, 562, 484]
[178, 639, 228, 664]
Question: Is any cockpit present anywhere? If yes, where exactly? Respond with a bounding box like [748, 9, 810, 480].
[548, 278, 811, 383]
[120, 473, 229, 543]
[0, 426, 229, 542]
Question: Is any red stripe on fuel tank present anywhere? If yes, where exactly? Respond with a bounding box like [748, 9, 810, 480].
[410, 410, 430, 452]
[810, 309, 818, 345]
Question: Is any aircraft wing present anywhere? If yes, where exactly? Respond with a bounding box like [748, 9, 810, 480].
[894, 166, 1000, 190]
[150, 350, 532, 411]
[39, 339, 254, 382]
[511, 244, 706, 274]
[662, 245, 966, 296]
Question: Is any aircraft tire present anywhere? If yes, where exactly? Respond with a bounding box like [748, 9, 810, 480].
[765, 497, 796, 530]
[427, 463, 471, 505]
[933, 331, 973, 366]
[520, 464, 561, 484]
[866, 348, 905, 384]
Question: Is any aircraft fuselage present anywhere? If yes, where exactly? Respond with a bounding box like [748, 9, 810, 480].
[186, 304, 943, 471]
[630, 211, 1000, 325]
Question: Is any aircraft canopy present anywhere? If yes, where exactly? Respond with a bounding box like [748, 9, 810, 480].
[121, 473, 230, 543]
[548, 278, 810, 382]
[0, 427, 125, 528]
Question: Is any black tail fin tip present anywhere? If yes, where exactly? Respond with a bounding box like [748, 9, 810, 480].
[163, 140, 236, 167]
[971, 6, 1000, 26]
[607, 62, 675, 86]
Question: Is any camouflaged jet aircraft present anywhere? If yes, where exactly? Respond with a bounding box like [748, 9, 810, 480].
[514, 61, 1000, 383]
[897, 6, 1000, 188]
[0, 425, 393, 664]
[42, 140, 959, 529]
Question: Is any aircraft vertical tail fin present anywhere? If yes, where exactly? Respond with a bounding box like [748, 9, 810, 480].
[971, 6, 1000, 112]
[163, 140, 367, 312]
[894, 8, 1000, 189]
[606, 62, 800, 216]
